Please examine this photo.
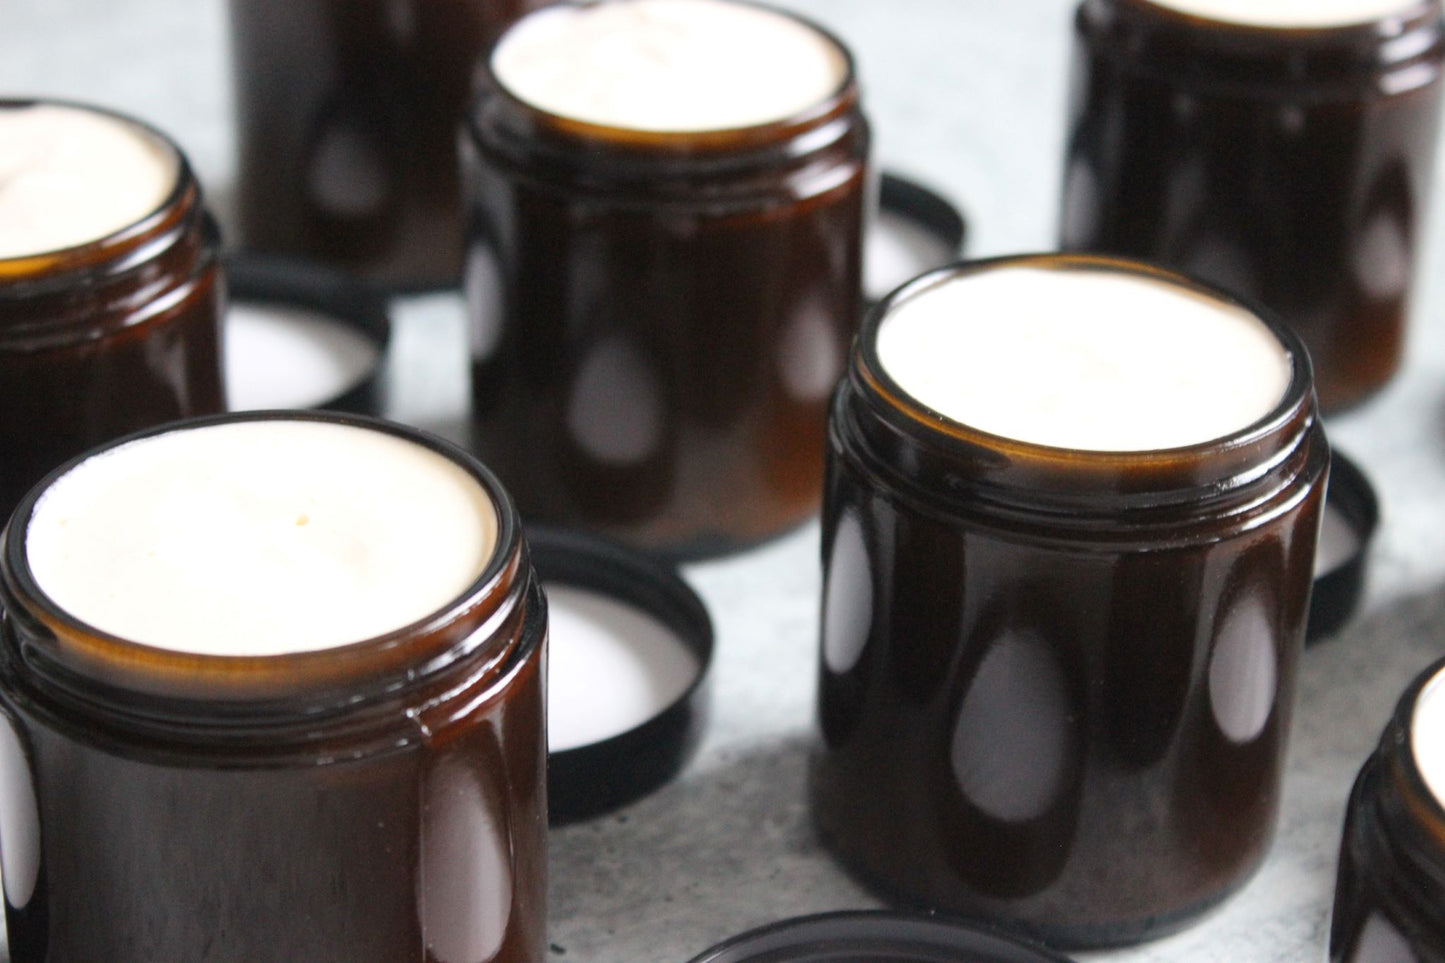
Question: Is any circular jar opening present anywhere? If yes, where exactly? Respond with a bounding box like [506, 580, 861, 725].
[23, 419, 499, 656]
[489, 0, 849, 133]
[0, 101, 180, 260]
[1411, 664, 1445, 810]
[1139, 0, 1427, 29]
[874, 260, 1293, 452]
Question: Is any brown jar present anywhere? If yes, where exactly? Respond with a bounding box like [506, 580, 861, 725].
[0, 100, 225, 526]
[812, 255, 1329, 948]
[461, 0, 870, 556]
[1060, 0, 1445, 411]
[1330, 656, 1445, 962]
[0, 412, 547, 963]
[228, 0, 545, 290]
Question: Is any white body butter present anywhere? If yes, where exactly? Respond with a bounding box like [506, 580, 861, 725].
[25, 420, 497, 656]
[877, 265, 1292, 452]
[491, 0, 847, 132]
[1146, 0, 1422, 29]
[1413, 667, 1445, 808]
[0, 104, 178, 260]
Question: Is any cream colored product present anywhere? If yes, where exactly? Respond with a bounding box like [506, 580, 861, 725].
[1413, 665, 1445, 808]
[26, 421, 497, 655]
[1145, 0, 1422, 28]
[0, 103, 179, 260]
[877, 265, 1292, 452]
[491, 0, 847, 132]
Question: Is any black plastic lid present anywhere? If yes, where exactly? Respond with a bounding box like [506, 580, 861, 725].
[224, 255, 391, 416]
[686, 911, 1078, 963]
[529, 527, 714, 823]
[866, 172, 968, 305]
[1307, 448, 1379, 644]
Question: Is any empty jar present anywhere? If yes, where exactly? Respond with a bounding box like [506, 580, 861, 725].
[813, 254, 1328, 947]
[462, 0, 870, 556]
[1061, 0, 1445, 410]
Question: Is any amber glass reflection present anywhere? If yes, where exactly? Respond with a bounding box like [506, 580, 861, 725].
[461, 7, 870, 556]
[229, 0, 545, 289]
[0, 412, 546, 963]
[0, 100, 225, 525]
[1330, 657, 1445, 962]
[1061, 0, 1445, 410]
[813, 255, 1328, 948]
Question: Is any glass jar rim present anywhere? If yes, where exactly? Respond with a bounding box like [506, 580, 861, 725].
[0, 97, 188, 282]
[479, 0, 860, 153]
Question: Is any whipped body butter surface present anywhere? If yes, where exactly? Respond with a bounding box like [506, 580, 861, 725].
[813, 255, 1328, 948]
[0, 100, 225, 524]
[464, 0, 871, 556]
[0, 413, 547, 963]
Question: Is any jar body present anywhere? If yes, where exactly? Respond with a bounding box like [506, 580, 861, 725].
[229, 0, 544, 289]
[812, 260, 1329, 947]
[1060, 0, 1445, 410]
[0, 128, 225, 525]
[462, 71, 870, 556]
[1330, 662, 1445, 962]
[0, 415, 547, 963]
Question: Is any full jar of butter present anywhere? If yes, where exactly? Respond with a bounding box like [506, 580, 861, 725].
[1061, 0, 1445, 410]
[0, 100, 225, 523]
[812, 255, 1328, 947]
[463, 0, 870, 556]
[0, 413, 546, 962]
[1330, 656, 1445, 961]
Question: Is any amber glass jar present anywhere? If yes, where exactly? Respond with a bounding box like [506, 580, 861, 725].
[1331, 657, 1445, 962]
[1061, 0, 1445, 411]
[461, 2, 870, 556]
[0, 412, 546, 962]
[812, 255, 1329, 948]
[229, 0, 545, 289]
[0, 100, 225, 525]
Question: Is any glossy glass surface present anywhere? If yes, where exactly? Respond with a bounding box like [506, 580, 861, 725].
[1331, 657, 1445, 962]
[0, 100, 224, 526]
[462, 2, 870, 556]
[1061, 0, 1445, 410]
[229, 0, 545, 289]
[813, 256, 1329, 948]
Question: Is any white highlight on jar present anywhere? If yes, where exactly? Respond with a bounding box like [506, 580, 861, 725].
[26, 420, 497, 656]
[546, 584, 699, 752]
[1146, 0, 1422, 29]
[876, 264, 1292, 452]
[491, 0, 848, 133]
[1412, 665, 1445, 809]
[0, 103, 179, 260]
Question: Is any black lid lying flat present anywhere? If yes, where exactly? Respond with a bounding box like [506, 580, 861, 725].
[1307, 448, 1379, 644]
[224, 255, 391, 416]
[529, 527, 714, 823]
[866, 172, 968, 305]
[687, 911, 1077, 963]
